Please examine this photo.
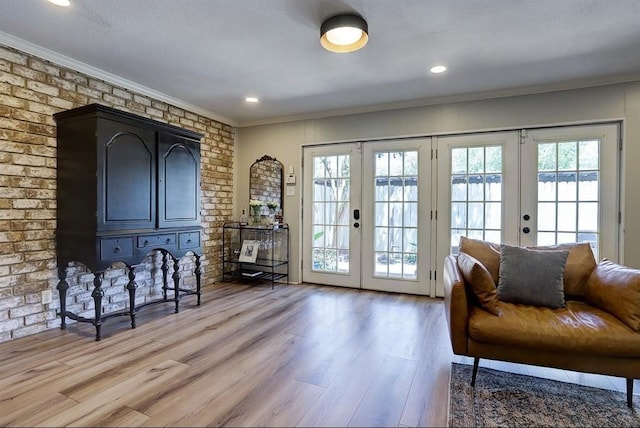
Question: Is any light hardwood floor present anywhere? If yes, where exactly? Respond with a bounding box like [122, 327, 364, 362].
[0, 282, 635, 427]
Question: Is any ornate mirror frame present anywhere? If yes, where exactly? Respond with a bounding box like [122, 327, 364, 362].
[249, 155, 284, 217]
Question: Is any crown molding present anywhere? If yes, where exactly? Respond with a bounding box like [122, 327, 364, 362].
[237, 72, 640, 128]
[0, 30, 236, 127]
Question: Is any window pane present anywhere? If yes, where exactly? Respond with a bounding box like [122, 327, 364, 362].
[375, 227, 388, 251]
[337, 249, 349, 273]
[375, 252, 388, 276]
[451, 176, 467, 201]
[486, 175, 502, 201]
[578, 172, 598, 201]
[578, 202, 598, 232]
[452, 148, 467, 174]
[404, 151, 418, 175]
[404, 202, 417, 227]
[537, 232, 556, 246]
[538, 143, 556, 171]
[375, 152, 389, 176]
[558, 141, 577, 171]
[485, 203, 501, 229]
[579, 140, 598, 170]
[452, 203, 467, 229]
[485, 146, 502, 173]
[468, 147, 484, 173]
[557, 202, 577, 232]
[375, 202, 388, 227]
[468, 175, 484, 201]
[557, 172, 577, 201]
[389, 152, 403, 176]
[538, 173, 556, 201]
[538, 202, 556, 231]
[468, 203, 484, 229]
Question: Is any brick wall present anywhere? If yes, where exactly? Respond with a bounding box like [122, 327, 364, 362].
[0, 44, 234, 343]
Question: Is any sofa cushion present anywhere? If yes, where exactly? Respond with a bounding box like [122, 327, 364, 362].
[459, 236, 501, 285]
[457, 252, 500, 316]
[468, 301, 640, 358]
[497, 244, 568, 308]
[584, 259, 640, 331]
[529, 242, 596, 297]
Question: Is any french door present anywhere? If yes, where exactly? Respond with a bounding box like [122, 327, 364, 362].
[302, 123, 619, 297]
[436, 123, 620, 294]
[302, 139, 432, 295]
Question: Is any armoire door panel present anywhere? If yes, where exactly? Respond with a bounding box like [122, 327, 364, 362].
[98, 120, 156, 231]
[158, 135, 201, 228]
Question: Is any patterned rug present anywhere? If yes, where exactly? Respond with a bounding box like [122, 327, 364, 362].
[448, 362, 640, 427]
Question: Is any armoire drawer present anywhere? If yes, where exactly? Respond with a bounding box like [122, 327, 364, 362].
[137, 233, 176, 248]
[100, 237, 134, 260]
[178, 231, 200, 250]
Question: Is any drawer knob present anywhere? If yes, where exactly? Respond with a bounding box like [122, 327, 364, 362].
[144, 240, 149, 245]
[187, 239, 192, 243]
[166, 238, 171, 244]
[114, 246, 121, 253]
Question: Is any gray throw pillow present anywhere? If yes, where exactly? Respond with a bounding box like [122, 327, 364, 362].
[497, 244, 569, 308]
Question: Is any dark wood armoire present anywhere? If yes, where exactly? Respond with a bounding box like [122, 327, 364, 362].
[54, 103, 203, 340]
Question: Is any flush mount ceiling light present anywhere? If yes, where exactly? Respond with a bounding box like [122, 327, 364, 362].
[320, 13, 368, 53]
[48, 0, 70, 6]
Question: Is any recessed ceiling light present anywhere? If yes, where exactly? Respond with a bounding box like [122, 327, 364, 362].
[430, 65, 447, 74]
[245, 97, 259, 103]
[48, 0, 70, 6]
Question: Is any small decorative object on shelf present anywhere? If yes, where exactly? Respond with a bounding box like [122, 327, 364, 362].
[266, 201, 279, 224]
[249, 199, 263, 225]
[239, 209, 248, 226]
[222, 222, 289, 289]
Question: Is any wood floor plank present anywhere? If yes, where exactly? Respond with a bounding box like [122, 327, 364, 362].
[0, 282, 632, 427]
[347, 355, 418, 427]
[296, 348, 387, 427]
[43, 359, 191, 427]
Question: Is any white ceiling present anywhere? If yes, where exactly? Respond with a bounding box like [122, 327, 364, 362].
[1, 0, 640, 127]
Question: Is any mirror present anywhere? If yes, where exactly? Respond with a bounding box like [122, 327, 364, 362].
[249, 155, 284, 219]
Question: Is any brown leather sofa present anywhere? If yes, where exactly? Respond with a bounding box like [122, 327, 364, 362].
[443, 238, 640, 407]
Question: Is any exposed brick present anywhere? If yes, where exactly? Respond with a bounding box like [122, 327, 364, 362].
[60, 69, 87, 85]
[0, 296, 23, 311]
[0, 44, 231, 344]
[102, 93, 126, 107]
[59, 89, 88, 104]
[0, 318, 22, 334]
[133, 94, 151, 106]
[88, 78, 110, 93]
[26, 80, 59, 97]
[46, 75, 75, 91]
[0, 71, 25, 87]
[12, 86, 48, 103]
[9, 303, 43, 318]
[112, 87, 133, 101]
[0, 47, 27, 65]
[28, 58, 60, 76]
[12, 64, 46, 82]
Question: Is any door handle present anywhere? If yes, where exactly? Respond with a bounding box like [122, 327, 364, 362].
[354, 209, 360, 220]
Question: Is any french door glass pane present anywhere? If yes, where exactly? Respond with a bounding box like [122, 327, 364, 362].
[373, 150, 418, 280]
[312, 155, 350, 273]
[536, 140, 600, 257]
[449, 145, 503, 253]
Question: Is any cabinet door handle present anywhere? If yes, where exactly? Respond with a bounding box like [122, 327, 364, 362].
[187, 239, 192, 244]
[165, 238, 171, 244]
[143, 240, 149, 245]
[114, 246, 121, 253]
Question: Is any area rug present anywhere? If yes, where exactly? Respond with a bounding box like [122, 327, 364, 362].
[448, 362, 640, 427]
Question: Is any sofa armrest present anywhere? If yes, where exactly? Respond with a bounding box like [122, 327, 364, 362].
[443, 254, 470, 355]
